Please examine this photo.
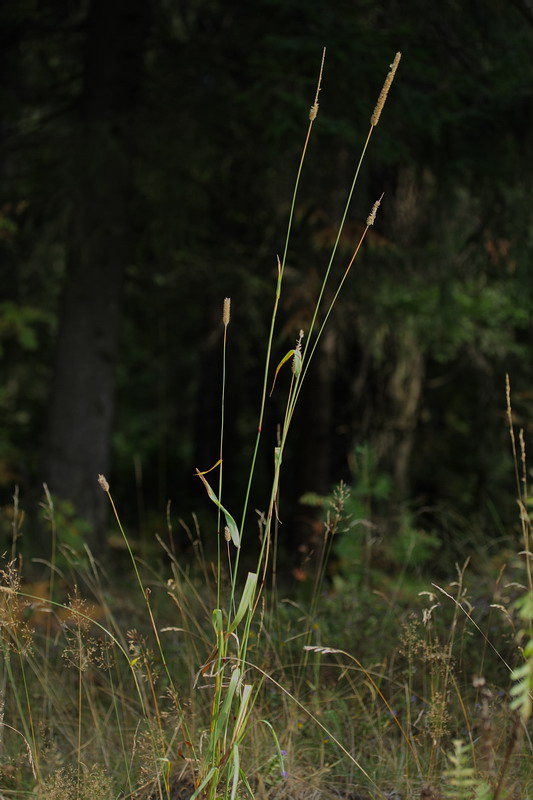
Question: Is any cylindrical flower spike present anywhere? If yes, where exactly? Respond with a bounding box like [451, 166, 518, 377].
[371, 52, 401, 127]
[223, 297, 231, 327]
[366, 193, 384, 226]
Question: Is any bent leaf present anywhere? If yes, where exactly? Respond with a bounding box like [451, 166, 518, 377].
[196, 459, 222, 476]
[269, 349, 295, 396]
[195, 470, 240, 546]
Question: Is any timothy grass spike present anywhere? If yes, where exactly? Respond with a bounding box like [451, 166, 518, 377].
[371, 51, 401, 127]
[223, 297, 231, 327]
[366, 192, 384, 226]
[97, 473, 110, 492]
[309, 46, 326, 121]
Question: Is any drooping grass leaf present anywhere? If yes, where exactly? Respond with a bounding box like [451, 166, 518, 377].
[269, 349, 295, 396]
[195, 469, 240, 546]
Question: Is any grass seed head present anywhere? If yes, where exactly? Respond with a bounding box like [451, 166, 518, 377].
[309, 47, 326, 121]
[223, 296, 231, 327]
[371, 51, 401, 127]
[367, 193, 384, 226]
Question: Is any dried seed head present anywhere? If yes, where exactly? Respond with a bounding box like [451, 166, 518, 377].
[223, 297, 231, 327]
[309, 47, 326, 121]
[506, 373, 512, 418]
[520, 427, 526, 474]
[97, 474, 110, 492]
[371, 51, 401, 127]
[224, 526, 231, 542]
[366, 193, 384, 226]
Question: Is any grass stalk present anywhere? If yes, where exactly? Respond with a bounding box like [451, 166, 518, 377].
[98, 475, 196, 765]
[194, 52, 403, 799]
[217, 298, 231, 610]
[234, 49, 326, 576]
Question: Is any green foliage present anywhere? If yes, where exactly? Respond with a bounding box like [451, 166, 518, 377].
[509, 590, 533, 722]
[0, 299, 55, 488]
[1, 0, 533, 541]
[443, 740, 491, 800]
[306, 445, 442, 592]
[3, 6, 533, 798]
[0, 302, 53, 355]
[3, 515, 533, 799]
[38, 496, 93, 568]
[389, 517, 441, 568]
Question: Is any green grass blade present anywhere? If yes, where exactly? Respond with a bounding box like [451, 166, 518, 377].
[196, 470, 240, 547]
[228, 572, 257, 633]
[214, 667, 241, 742]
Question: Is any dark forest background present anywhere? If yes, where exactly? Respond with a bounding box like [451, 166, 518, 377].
[2, 0, 533, 571]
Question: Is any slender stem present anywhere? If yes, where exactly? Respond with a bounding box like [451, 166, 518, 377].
[290, 221, 371, 425]
[102, 487, 197, 759]
[237, 137, 379, 651]
[301, 125, 373, 369]
[231, 51, 325, 599]
[77, 646, 82, 800]
[217, 314, 229, 611]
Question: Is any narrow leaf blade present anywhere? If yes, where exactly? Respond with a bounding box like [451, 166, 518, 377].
[195, 470, 240, 546]
[270, 349, 295, 396]
[229, 572, 257, 633]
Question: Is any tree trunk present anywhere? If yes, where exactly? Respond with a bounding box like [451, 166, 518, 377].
[374, 331, 425, 498]
[43, 0, 151, 550]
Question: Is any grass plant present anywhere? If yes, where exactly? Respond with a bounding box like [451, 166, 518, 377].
[2, 51, 533, 800]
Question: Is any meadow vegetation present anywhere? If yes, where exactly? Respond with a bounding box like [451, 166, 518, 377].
[2, 51, 533, 800]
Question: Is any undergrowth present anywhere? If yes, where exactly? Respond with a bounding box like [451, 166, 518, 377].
[1, 51, 533, 800]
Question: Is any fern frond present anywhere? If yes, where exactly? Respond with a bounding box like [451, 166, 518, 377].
[509, 638, 533, 721]
[442, 739, 489, 800]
